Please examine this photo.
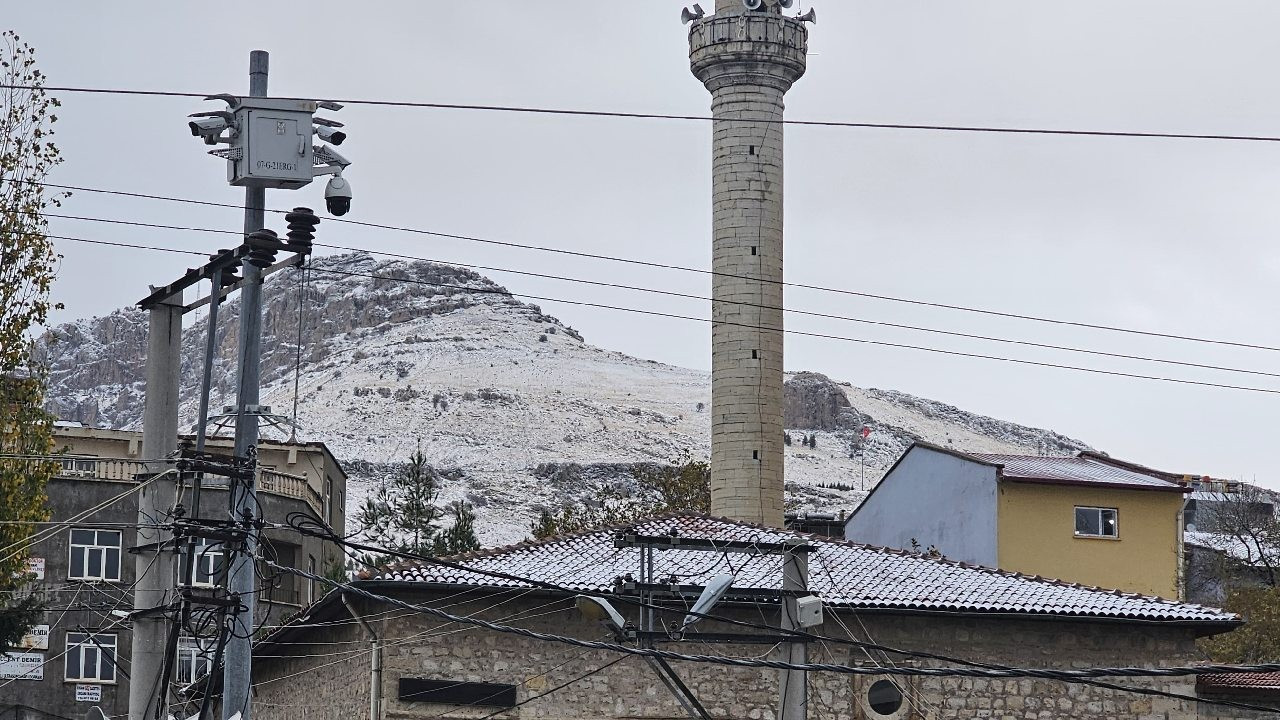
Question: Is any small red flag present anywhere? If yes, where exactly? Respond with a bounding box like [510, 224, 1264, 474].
[860, 426, 872, 439]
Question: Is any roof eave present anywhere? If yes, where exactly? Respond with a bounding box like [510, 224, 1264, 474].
[1000, 475, 1191, 493]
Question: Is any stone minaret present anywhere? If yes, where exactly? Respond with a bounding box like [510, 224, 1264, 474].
[689, 1, 807, 527]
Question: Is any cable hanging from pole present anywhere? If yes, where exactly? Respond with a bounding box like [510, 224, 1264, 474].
[268, 562, 1280, 682]
[38, 230, 1280, 397]
[16, 175, 1280, 355]
[7, 83, 1280, 143]
[41, 209, 1280, 381]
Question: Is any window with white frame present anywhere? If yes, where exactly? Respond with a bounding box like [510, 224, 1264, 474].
[59, 456, 98, 477]
[175, 636, 214, 685]
[65, 632, 117, 682]
[1074, 506, 1119, 538]
[180, 537, 224, 588]
[68, 529, 122, 581]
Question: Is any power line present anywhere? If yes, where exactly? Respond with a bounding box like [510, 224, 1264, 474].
[289, 517, 1280, 714]
[43, 231, 1280, 395]
[289, 521, 1257, 691]
[310, 265, 1280, 396]
[270, 562, 1280, 682]
[40, 213, 1280, 381]
[18, 176, 1280, 354]
[8, 84, 1280, 143]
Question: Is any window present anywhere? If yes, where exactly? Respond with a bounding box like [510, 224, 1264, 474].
[69, 529, 122, 581]
[863, 679, 905, 718]
[65, 632, 117, 682]
[325, 477, 333, 524]
[307, 556, 316, 604]
[1075, 507, 1119, 538]
[181, 537, 224, 588]
[175, 637, 214, 685]
[59, 456, 98, 477]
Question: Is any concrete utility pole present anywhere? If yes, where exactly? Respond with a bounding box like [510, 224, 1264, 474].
[129, 294, 183, 720]
[223, 48, 269, 720]
[688, 1, 809, 528]
[778, 540, 809, 720]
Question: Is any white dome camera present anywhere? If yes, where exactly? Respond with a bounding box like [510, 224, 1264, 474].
[325, 174, 352, 216]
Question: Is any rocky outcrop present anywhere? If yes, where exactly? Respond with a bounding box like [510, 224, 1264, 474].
[35, 252, 583, 429]
[783, 372, 861, 431]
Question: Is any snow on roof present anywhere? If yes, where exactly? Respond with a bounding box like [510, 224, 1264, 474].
[966, 453, 1187, 492]
[369, 513, 1235, 625]
[1185, 530, 1268, 565]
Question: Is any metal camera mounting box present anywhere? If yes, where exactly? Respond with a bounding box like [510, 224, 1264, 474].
[795, 594, 824, 628]
[227, 98, 317, 189]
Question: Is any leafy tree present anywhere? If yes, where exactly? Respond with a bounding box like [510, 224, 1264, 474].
[0, 31, 61, 653]
[530, 460, 710, 540]
[1200, 587, 1280, 662]
[1192, 484, 1280, 661]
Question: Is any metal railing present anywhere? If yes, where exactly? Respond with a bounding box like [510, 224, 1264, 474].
[53, 458, 326, 519]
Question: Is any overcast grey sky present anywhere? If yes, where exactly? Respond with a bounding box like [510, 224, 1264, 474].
[10, 1, 1280, 485]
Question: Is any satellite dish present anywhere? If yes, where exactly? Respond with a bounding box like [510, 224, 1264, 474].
[678, 574, 735, 636]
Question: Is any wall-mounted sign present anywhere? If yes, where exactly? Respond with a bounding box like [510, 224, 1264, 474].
[27, 557, 44, 580]
[0, 652, 44, 680]
[19, 624, 49, 650]
[76, 684, 103, 702]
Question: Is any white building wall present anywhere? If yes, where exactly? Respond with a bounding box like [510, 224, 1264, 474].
[844, 446, 999, 566]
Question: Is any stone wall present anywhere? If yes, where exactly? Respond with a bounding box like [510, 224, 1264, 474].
[250, 589, 1217, 720]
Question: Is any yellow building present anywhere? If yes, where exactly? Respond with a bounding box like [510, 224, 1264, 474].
[844, 443, 1188, 598]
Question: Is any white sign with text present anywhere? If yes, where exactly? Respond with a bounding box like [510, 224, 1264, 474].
[0, 652, 44, 680]
[19, 624, 49, 650]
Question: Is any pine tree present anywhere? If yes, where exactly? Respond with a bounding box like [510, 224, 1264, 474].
[435, 501, 481, 556]
[356, 447, 444, 562]
[529, 508, 559, 539]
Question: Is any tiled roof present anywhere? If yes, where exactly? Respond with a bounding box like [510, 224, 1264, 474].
[368, 513, 1234, 625]
[1198, 671, 1280, 693]
[966, 453, 1187, 491]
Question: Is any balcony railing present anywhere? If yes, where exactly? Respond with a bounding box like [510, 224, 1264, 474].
[259, 469, 325, 518]
[56, 458, 145, 481]
[54, 458, 326, 519]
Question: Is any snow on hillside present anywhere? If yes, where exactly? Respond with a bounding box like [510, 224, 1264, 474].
[39, 252, 1091, 545]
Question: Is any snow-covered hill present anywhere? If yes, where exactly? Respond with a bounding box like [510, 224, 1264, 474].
[38, 252, 1090, 544]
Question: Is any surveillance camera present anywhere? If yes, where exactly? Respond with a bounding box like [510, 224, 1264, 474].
[325, 175, 352, 216]
[314, 126, 347, 145]
[315, 144, 350, 168]
[188, 116, 229, 139]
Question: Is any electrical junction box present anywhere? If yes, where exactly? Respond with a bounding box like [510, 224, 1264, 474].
[226, 98, 317, 189]
[795, 594, 824, 628]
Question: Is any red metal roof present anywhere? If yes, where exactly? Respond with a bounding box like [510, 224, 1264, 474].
[967, 453, 1188, 492]
[368, 513, 1235, 625]
[1198, 671, 1280, 695]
